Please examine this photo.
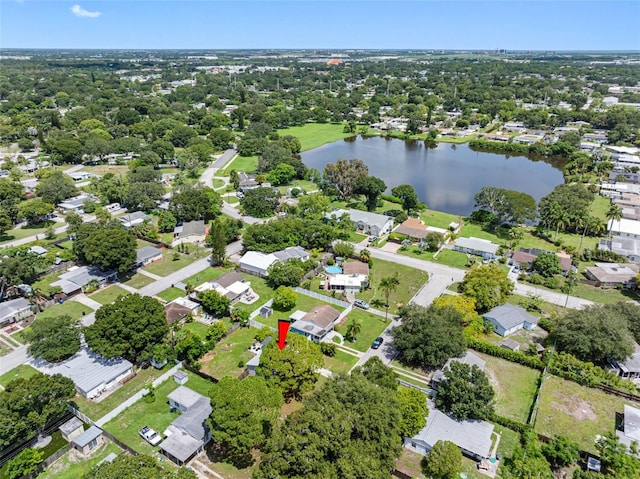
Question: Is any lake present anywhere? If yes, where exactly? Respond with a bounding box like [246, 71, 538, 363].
[300, 136, 565, 217]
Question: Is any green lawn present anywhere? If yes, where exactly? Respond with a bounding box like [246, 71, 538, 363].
[257, 294, 344, 330]
[200, 326, 257, 379]
[323, 350, 359, 374]
[32, 271, 64, 296]
[277, 123, 351, 151]
[220, 155, 258, 175]
[183, 265, 234, 288]
[239, 274, 275, 303]
[36, 301, 90, 321]
[0, 221, 56, 244]
[222, 194, 240, 205]
[347, 231, 368, 242]
[102, 371, 216, 454]
[212, 178, 226, 189]
[157, 287, 185, 303]
[571, 281, 640, 304]
[277, 180, 318, 195]
[182, 321, 210, 340]
[337, 309, 390, 353]
[398, 247, 470, 269]
[356, 259, 429, 314]
[89, 285, 130, 305]
[75, 364, 172, 420]
[535, 375, 639, 453]
[201, 443, 258, 479]
[475, 352, 541, 423]
[143, 250, 198, 277]
[123, 273, 154, 289]
[0, 364, 39, 387]
[421, 208, 462, 230]
[38, 442, 121, 479]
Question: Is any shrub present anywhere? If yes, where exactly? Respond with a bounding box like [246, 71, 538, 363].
[543, 276, 561, 289]
[238, 360, 245, 368]
[527, 273, 544, 285]
[320, 342, 337, 357]
[468, 338, 545, 370]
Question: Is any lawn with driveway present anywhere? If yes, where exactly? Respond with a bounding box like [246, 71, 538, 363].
[89, 285, 130, 305]
[336, 309, 391, 353]
[143, 251, 199, 277]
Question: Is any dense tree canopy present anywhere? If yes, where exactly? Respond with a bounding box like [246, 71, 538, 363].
[435, 361, 495, 420]
[353, 357, 398, 391]
[84, 294, 169, 363]
[243, 217, 340, 253]
[79, 224, 137, 273]
[241, 186, 281, 218]
[458, 264, 514, 313]
[422, 440, 462, 479]
[207, 376, 283, 458]
[323, 158, 368, 199]
[255, 374, 402, 479]
[83, 454, 197, 479]
[35, 171, 77, 205]
[25, 314, 81, 363]
[474, 186, 537, 225]
[532, 252, 562, 277]
[169, 185, 221, 222]
[391, 184, 420, 213]
[396, 387, 429, 438]
[197, 289, 231, 317]
[354, 175, 387, 211]
[392, 304, 466, 370]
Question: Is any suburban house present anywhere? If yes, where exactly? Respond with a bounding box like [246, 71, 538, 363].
[290, 304, 341, 342]
[0, 297, 33, 326]
[51, 266, 118, 295]
[483, 303, 539, 337]
[135, 246, 163, 268]
[608, 218, 640, 240]
[453, 237, 499, 259]
[324, 261, 369, 292]
[29, 245, 47, 257]
[20, 178, 39, 194]
[585, 263, 639, 289]
[598, 237, 640, 264]
[404, 406, 494, 461]
[160, 386, 212, 466]
[348, 209, 394, 236]
[193, 272, 251, 303]
[164, 298, 200, 325]
[119, 211, 152, 230]
[72, 426, 104, 456]
[615, 405, 640, 455]
[237, 172, 259, 192]
[610, 343, 640, 379]
[35, 346, 134, 399]
[57, 193, 94, 214]
[431, 351, 486, 388]
[59, 417, 85, 443]
[511, 248, 572, 274]
[395, 218, 429, 241]
[239, 246, 309, 277]
[173, 220, 207, 246]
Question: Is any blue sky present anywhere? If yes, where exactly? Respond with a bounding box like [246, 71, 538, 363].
[1, 1, 639, 50]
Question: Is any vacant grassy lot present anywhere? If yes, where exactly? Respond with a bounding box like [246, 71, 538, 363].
[123, 273, 154, 289]
[182, 321, 210, 340]
[398, 247, 469, 269]
[37, 300, 89, 321]
[102, 371, 215, 454]
[38, 442, 121, 479]
[324, 349, 359, 374]
[476, 352, 540, 423]
[200, 326, 256, 380]
[221, 155, 258, 175]
[0, 221, 56, 244]
[0, 364, 39, 387]
[143, 250, 198, 276]
[277, 123, 351, 151]
[89, 285, 130, 305]
[337, 309, 390, 353]
[535, 375, 639, 453]
[75, 364, 172, 420]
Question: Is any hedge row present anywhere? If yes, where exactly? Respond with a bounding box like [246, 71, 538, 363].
[549, 352, 639, 394]
[490, 413, 531, 436]
[468, 338, 545, 370]
[380, 194, 403, 205]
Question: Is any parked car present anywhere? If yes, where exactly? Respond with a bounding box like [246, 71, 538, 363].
[139, 426, 162, 446]
[371, 337, 384, 349]
[368, 236, 378, 244]
[353, 299, 370, 310]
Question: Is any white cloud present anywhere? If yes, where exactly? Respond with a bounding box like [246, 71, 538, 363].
[71, 4, 102, 18]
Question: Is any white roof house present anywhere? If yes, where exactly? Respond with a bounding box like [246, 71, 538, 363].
[404, 407, 494, 461]
[35, 347, 133, 399]
[609, 218, 640, 240]
[483, 303, 539, 337]
[239, 247, 308, 278]
[119, 211, 152, 229]
[58, 193, 94, 213]
[453, 237, 499, 257]
[0, 298, 33, 326]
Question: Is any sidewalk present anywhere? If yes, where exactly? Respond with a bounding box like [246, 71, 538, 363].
[70, 294, 102, 311]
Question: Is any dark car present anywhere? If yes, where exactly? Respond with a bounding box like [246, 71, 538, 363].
[372, 337, 384, 349]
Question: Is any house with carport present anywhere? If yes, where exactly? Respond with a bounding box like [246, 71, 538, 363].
[453, 237, 499, 259]
[290, 304, 341, 342]
[483, 303, 539, 337]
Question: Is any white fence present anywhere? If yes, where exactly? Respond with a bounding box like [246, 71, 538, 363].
[293, 287, 351, 308]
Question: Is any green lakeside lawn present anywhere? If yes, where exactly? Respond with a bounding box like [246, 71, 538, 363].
[75, 364, 173, 420]
[143, 250, 199, 277]
[475, 352, 541, 423]
[157, 287, 185, 303]
[123, 273, 154, 289]
[38, 442, 121, 479]
[276, 180, 318, 195]
[535, 375, 639, 454]
[89, 285, 130, 305]
[200, 326, 256, 380]
[277, 123, 351, 151]
[102, 370, 215, 454]
[0, 364, 39, 387]
[337, 309, 390, 353]
[421, 208, 460, 230]
[220, 155, 258, 175]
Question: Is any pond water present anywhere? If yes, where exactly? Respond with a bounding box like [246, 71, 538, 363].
[300, 136, 565, 217]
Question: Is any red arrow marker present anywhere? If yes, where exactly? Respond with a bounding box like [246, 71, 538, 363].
[277, 320, 290, 350]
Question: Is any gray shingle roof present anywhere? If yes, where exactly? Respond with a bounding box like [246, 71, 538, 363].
[175, 220, 205, 238]
[73, 425, 102, 448]
[168, 385, 205, 410]
[483, 303, 538, 331]
[348, 209, 393, 230]
[58, 266, 117, 288]
[171, 397, 212, 442]
[160, 430, 203, 463]
[59, 417, 83, 436]
[0, 298, 31, 323]
[136, 246, 162, 263]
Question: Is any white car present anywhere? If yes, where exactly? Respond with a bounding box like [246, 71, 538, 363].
[139, 426, 162, 446]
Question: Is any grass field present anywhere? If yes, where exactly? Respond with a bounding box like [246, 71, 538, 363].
[182, 321, 210, 340]
[200, 326, 256, 379]
[212, 178, 226, 189]
[123, 273, 154, 289]
[89, 285, 130, 305]
[476, 352, 541, 423]
[157, 287, 185, 302]
[37, 301, 90, 321]
[102, 371, 215, 454]
[0, 221, 56, 245]
[182, 266, 234, 288]
[338, 309, 390, 353]
[323, 349, 360, 374]
[221, 155, 258, 175]
[0, 364, 39, 387]
[38, 442, 121, 479]
[399, 247, 470, 269]
[143, 250, 199, 276]
[32, 271, 64, 295]
[535, 375, 639, 453]
[277, 123, 351, 151]
[222, 193, 240, 205]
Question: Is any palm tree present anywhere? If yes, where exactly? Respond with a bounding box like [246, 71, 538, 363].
[508, 228, 524, 251]
[359, 248, 371, 263]
[606, 203, 623, 237]
[379, 273, 400, 320]
[346, 319, 362, 342]
[554, 210, 570, 241]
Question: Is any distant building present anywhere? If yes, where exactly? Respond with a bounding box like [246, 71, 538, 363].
[173, 220, 207, 246]
[239, 246, 309, 278]
[327, 209, 394, 237]
[58, 193, 94, 214]
[119, 211, 152, 230]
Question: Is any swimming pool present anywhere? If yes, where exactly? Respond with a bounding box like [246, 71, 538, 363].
[325, 265, 342, 274]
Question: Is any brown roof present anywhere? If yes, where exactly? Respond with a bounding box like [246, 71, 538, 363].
[214, 272, 244, 289]
[512, 249, 572, 272]
[164, 303, 192, 325]
[395, 218, 428, 239]
[342, 261, 369, 276]
[301, 305, 341, 329]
